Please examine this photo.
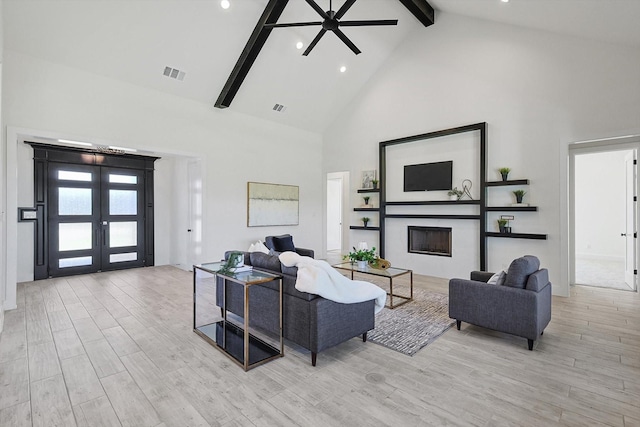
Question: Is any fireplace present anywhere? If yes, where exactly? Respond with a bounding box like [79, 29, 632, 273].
[408, 226, 452, 257]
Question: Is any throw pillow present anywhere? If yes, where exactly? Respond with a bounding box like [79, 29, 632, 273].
[504, 255, 540, 289]
[487, 270, 506, 285]
[248, 240, 270, 254]
[272, 235, 296, 252]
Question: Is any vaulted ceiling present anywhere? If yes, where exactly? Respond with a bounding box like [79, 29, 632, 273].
[3, 0, 640, 133]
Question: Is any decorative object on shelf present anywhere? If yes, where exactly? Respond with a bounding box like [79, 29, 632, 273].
[363, 196, 370, 206]
[362, 217, 370, 227]
[461, 179, 473, 200]
[497, 219, 509, 234]
[362, 170, 376, 189]
[371, 179, 379, 190]
[447, 187, 463, 201]
[247, 182, 299, 227]
[345, 246, 377, 269]
[499, 167, 511, 181]
[216, 251, 246, 275]
[498, 215, 514, 233]
[513, 189, 526, 204]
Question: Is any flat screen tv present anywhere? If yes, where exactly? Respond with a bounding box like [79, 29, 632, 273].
[404, 161, 453, 192]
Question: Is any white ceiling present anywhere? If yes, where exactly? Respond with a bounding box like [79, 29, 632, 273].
[3, 0, 640, 134]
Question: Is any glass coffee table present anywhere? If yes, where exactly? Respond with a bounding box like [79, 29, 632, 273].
[332, 262, 413, 309]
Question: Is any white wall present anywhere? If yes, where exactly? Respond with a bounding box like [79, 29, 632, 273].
[323, 13, 640, 296]
[2, 50, 323, 308]
[0, 0, 5, 331]
[575, 150, 628, 260]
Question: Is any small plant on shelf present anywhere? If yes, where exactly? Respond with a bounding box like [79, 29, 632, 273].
[499, 167, 511, 181]
[497, 219, 508, 233]
[371, 179, 379, 189]
[361, 217, 370, 227]
[363, 196, 370, 205]
[447, 187, 464, 200]
[513, 189, 526, 204]
[345, 246, 377, 263]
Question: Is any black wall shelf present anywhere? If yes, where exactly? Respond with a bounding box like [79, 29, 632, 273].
[486, 206, 538, 212]
[386, 214, 480, 220]
[486, 179, 529, 187]
[357, 188, 380, 193]
[349, 226, 380, 231]
[354, 207, 379, 212]
[486, 232, 547, 240]
[386, 200, 480, 206]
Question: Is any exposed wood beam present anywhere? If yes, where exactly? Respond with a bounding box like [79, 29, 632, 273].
[214, 0, 290, 109]
[398, 0, 435, 27]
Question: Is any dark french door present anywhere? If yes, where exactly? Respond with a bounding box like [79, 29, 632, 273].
[29, 142, 157, 279]
[47, 163, 146, 276]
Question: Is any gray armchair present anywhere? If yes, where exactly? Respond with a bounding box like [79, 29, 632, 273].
[265, 234, 314, 258]
[449, 255, 552, 350]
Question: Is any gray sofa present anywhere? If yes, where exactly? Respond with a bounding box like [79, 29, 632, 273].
[449, 255, 552, 350]
[216, 251, 376, 366]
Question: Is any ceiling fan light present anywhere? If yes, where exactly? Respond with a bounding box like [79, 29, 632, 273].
[220, 0, 230, 10]
[296, 41, 304, 50]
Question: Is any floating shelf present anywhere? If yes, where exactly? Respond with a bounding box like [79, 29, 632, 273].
[357, 188, 380, 193]
[485, 232, 547, 240]
[385, 200, 480, 206]
[386, 214, 480, 220]
[486, 179, 530, 187]
[349, 226, 380, 231]
[354, 207, 379, 212]
[486, 206, 538, 212]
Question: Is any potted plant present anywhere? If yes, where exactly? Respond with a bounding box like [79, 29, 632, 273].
[345, 246, 377, 269]
[513, 189, 526, 204]
[363, 196, 370, 206]
[499, 167, 511, 181]
[497, 219, 508, 233]
[447, 187, 464, 201]
[362, 217, 370, 227]
[371, 179, 379, 189]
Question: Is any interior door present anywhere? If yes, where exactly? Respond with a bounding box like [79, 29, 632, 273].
[624, 151, 637, 290]
[48, 163, 146, 277]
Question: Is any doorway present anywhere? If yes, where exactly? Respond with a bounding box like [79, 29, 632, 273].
[571, 146, 638, 291]
[326, 172, 348, 260]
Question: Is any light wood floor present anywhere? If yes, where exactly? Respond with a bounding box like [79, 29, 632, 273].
[1, 266, 639, 426]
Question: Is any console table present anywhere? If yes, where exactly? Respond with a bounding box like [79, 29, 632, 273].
[193, 263, 283, 371]
[333, 262, 413, 309]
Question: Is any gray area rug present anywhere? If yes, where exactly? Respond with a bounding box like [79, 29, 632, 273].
[368, 289, 454, 356]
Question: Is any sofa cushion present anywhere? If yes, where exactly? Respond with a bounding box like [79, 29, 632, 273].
[248, 240, 270, 254]
[281, 264, 298, 277]
[250, 252, 282, 272]
[504, 255, 540, 289]
[526, 268, 550, 292]
[487, 270, 507, 286]
[271, 235, 296, 252]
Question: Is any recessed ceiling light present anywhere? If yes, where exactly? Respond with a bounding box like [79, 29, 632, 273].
[339, 66, 347, 73]
[220, 0, 230, 9]
[58, 139, 93, 147]
[501, 0, 509, 2]
[296, 41, 304, 50]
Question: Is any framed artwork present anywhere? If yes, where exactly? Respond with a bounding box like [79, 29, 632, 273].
[361, 170, 376, 189]
[247, 182, 299, 227]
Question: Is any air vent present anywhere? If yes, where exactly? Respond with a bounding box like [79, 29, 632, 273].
[272, 103, 287, 112]
[163, 66, 186, 81]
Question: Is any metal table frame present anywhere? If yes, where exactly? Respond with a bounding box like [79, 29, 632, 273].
[333, 262, 413, 309]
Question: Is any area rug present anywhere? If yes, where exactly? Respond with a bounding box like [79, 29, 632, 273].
[367, 289, 454, 356]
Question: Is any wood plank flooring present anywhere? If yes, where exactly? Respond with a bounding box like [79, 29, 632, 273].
[0, 265, 639, 426]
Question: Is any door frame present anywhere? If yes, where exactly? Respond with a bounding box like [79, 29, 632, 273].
[325, 171, 350, 257]
[568, 138, 640, 292]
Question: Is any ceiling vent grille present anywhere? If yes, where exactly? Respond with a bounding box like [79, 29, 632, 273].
[163, 66, 186, 81]
[272, 104, 287, 112]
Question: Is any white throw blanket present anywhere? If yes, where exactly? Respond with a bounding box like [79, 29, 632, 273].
[279, 252, 387, 314]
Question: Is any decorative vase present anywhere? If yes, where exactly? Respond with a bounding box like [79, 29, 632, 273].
[499, 225, 506, 233]
[449, 195, 458, 201]
[363, 221, 369, 227]
[357, 260, 367, 269]
[364, 198, 369, 205]
[501, 172, 509, 181]
[372, 182, 378, 189]
[515, 194, 524, 204]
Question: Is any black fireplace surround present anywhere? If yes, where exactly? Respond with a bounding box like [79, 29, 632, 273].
[408, 226, 452, 257]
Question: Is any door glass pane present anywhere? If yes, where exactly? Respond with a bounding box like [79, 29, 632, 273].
[110, 252, 137, 263]
[59, 188, 92, 215]
[59, 256, 92, 268]
[110, 222, 137, 248]
[109, 174, 137, 184]
[109, 190, 137, 215]
[59, 223, 92, 251]
[58, 170, 92, 182]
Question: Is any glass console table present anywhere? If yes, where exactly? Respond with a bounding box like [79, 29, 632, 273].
[332, 262, 413, 309]
[193, 262, 283, 371]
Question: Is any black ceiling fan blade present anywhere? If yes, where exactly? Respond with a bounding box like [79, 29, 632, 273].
[304, 0, 330, 20]
[263, 21, 322, 28]
[339, 19, 398, 27]
[334, 0, 357, 20]
[302, 29, 327, 56]
[333, 28, 361, 55]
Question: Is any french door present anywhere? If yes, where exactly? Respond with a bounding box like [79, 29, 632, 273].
[48, 162, 146, 276]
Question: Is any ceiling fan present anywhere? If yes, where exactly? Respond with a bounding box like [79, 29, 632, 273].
[263, 0, 398, 56]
